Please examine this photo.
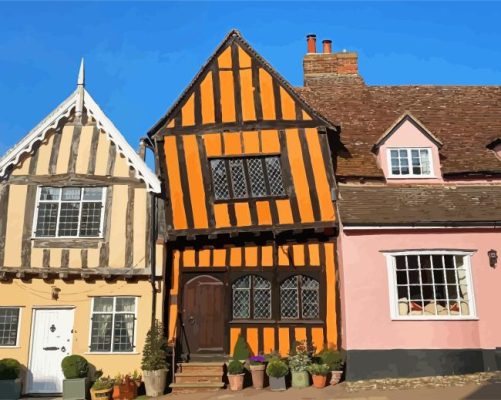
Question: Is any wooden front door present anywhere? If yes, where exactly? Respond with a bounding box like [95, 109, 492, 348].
[182, 275, 225, 354]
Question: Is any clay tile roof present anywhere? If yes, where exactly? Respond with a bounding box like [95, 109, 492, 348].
[338, 185, 501, 225]
[298, 84, 501, 177]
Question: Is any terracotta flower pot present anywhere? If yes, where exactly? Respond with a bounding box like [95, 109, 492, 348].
[312, 374, 327, 389]
[250, 364, 265, 389]
[228, 373, 245, 391]
[330, 370, 343, 385]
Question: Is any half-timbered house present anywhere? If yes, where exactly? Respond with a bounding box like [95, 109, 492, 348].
[147, 31, 339, 388]
[0, 62, 163, 395]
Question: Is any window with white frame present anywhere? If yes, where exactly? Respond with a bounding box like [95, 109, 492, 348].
[0, 307, 20, 346]
[388, 148, 432, 177]
[388, 252, 474, 319]
[34, 187, 106, 238]
[90, 297, 137, 353]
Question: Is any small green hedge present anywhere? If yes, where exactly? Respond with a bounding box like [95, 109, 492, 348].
[0, 359, 21, 380]
[61, 355, 89, 379]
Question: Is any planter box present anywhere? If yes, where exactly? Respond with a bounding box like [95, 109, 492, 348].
[330, 370, 343, 385]
[269, 376, 286, 391]
[63, 378, 89, 400]
[291, 371, 309, 388]
[90, 387, 112, 400]
[0, 379, 21, 400]
[143, 369, 167, 397]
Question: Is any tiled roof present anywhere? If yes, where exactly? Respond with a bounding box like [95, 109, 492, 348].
[298, 82, 501, 177]
[338, 185, 501, 225]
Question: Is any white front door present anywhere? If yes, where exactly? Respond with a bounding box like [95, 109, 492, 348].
[28, 308, 75, 394]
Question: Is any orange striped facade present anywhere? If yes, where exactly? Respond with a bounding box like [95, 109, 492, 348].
[151, 31, 339, 357]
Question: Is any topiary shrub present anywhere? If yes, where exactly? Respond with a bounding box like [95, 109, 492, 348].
[61, 355, 89, 379]
[141, 320, 168, 371]
[227, 359, 244, 375]
[0, 358, 21, 380]
[232, 334, 251, 361]
[318, 348, 344, 371]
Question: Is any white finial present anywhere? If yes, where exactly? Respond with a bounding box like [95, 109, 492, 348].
[78, 58, 85, 87]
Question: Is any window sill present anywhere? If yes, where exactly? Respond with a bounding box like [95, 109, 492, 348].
[387, 176, 437, 180]
[84, 352, 140, 355]
[32, 238, 103, 249]
[0, 346, 20, 349]
[391, 316, 479, 321]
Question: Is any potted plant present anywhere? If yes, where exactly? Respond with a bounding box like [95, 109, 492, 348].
[265, 359, 288, 391]
[141, 320, 168, 397]
[0, 358, 22, 400]
[131, 370, 142, 397]
[318, 348, 344, 385]
[112, 374, 136, 400]
[227, 359, 245, 391]
[248, 355, 266, 389]
[288, 341, 311, 388]
[307, 363, 330, 389]
[61, 355, 89, 400]
[90, 376, 114, 400]
[232, 334, 251, 362]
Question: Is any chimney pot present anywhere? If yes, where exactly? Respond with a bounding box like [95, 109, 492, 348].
[306, 34, 317, 54]
[322, 39, 332, 54]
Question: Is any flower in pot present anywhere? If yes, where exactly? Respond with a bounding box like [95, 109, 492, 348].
[248, 355, 266, 389]
[287, 341, 312, 388]
[318, 348, 344, 385]
[227, 360, 245, 391]
[141, 320, 168, 397]
[61, 355, 89, 400]
[307, 363, 330, 389]
[265, 359, 288, 391]
[90, 376, 114, 400]
[0, 358, 22, 400]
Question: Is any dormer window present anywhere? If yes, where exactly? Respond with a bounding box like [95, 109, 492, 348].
[388, 148, 433, 178]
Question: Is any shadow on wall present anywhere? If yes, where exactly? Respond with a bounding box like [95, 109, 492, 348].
[463, 377, 501, 399]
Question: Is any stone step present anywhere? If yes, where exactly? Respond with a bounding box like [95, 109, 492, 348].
[175, 372, 223, 384]
[169, 382, 225, 394]
[178, 362, 225, 374]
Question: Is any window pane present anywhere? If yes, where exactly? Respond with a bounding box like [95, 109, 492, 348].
[210, 159, 230, 200]
[420, 149, 431, 175]
[113, 314, 135, 352]
[62, 187, 81, 201]
[233, 289, 250, 319]
[254, 289, 271, 319]
[301, 276, 319, 319]
[93, 297, 114, 312]
[58, 203, 80, 236]
[115, 298, 135, 312]
[36, 203, 59, 237]
[233, 275, 251, 289]
[40, 187, 60, 201]
[79, 203, 102, 237]
[83, 187, 104, 201]
[265, 157, 285, 196]
[0, 308, 19, 346]
[229, 159, 248, 198]
[280, 276, 299, 319]
[90, 314, 112, 352]
[248, 158, 267, 197]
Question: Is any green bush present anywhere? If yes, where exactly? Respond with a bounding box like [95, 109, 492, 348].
[265, 359, 289, 378]
[227, 359, 244, 375]
[91, 376, 114, 390]
[0, 358, 21, 380]
[318, 348, 344, 371]
[141, 320, 168, 371]
[232, 334, 251, 360]
[61, 355, 89, 379]
[307, 363, 330, 376]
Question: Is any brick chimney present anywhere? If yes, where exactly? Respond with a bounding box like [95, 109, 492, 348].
[303, 35, 363, 86]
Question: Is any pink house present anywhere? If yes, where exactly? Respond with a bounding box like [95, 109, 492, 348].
[300, 35, 501, 380]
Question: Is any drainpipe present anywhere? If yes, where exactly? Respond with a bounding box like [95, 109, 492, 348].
[150, 192, 157, 327]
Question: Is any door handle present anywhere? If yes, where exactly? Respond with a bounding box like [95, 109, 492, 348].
[43, 346, 59, 351]
[61, 346, 66, 353]
[188, 316, 196, 325]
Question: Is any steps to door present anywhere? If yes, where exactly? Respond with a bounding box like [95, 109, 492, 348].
[170, 362, 225, 394]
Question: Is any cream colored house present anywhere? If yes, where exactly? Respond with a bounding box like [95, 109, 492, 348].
[0, 61, 164, 395]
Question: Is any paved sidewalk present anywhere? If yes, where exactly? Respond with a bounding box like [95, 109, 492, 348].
[156, 380, 501, 400]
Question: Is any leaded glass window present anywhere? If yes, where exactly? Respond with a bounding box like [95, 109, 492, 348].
[209, 156, 286, 201]
[34, 187, 105, 238]
[232, 275, 271, 320]
[0, 308, 20, 346]
[90, 297, 136, 352]
[280, 275, 320, 320]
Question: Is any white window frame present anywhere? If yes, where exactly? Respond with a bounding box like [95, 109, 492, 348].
[88, 296, 138, 354]
[0, 307, 22, 348]
[387, 147, 435, 178]
[384, 250, 477, 321]
[32, 186, 107, 239]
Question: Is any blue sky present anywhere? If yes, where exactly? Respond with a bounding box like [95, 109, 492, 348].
[1, 2, 500, 157]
